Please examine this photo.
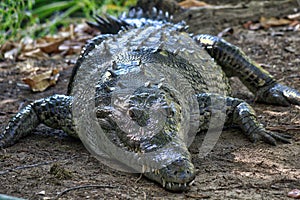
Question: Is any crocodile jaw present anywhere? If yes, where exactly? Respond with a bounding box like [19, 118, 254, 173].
[143, 157, 195, 192]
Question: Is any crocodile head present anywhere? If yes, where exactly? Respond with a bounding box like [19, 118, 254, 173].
[125, 85, 196, 191]
[92, 51, 198, 191]
[99, 82, 196, 191]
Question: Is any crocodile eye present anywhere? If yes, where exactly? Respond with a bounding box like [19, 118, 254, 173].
[165, 107, 175, 117]
[128, 108, 136, 119]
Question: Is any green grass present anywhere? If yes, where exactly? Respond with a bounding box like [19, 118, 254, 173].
[0, 0, 137, 45]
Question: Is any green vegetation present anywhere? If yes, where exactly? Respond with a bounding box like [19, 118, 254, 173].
[0, 0, 137, 45]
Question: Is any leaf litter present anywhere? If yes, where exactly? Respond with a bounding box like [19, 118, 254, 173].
[0, 22, 99, 92]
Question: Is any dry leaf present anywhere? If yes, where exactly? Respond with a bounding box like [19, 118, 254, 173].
[17, 60, 40, 74]
[4, 48, 19, 60]
[260, 16, 292, 29]
[0, 99, 18, 106]
[267, 125, 300, 132]
[263, 110, 289, 117]
[0, 41, 16, 54]
[22, 69, 60, 92]
[179, 0, 209, 8]
[288, 12, 300, 20]
[243, 21, 262, 30]
[217, 27, 234, 37]
[2, 23, 97, 61]
[288, 189, 300, 199]
[37, 38, 64, 54]
[20, 48, 49, 60]
[59, 42, 84, 56]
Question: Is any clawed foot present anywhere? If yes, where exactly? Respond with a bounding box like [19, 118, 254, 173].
[257, 83, 300, 106]
[250, 126, 292, 145]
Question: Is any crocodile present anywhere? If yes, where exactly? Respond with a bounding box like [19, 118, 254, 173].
[1, 7, 300, 192]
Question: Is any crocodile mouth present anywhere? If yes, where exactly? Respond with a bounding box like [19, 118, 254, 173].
[161, 178, 195, 191]
[143, 158, 195, 192]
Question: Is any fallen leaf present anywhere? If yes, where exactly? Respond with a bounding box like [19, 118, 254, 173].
[260, 16, 292, 29]
[217, 27, 234, 37]
[267, 125, 300, 132]
[37, 190, 46, 195]
[263, 110, 289, 117]
[179, 0, 210, 8]
[288, 189, 300, 199]
[0, 99, 18, 106]
[2, 23, 98, 61]
[20, 48, 49, 60]
[17, 59, 39, 74]
[288, 12, 300, 20]
[0, 41, 16, 54]
[59, 41, 84, 56]
[22, 68, 60, 92]
[37, 38, 64, 54]
[243, 21, 261, 30]
[4, 48, 19, 60]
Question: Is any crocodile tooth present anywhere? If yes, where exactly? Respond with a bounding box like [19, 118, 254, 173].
[168, 182, 172, 188]
[184, 183, 187, 187]
[151, 7, 157, 16]
[157, 42, 164, 50]
[158, 10, 163, 17]
[165, 11, 169, 19]
[173, 48, 180, 55]
[107, 69, 117, 77]
[120, 11, 126, 19]
[142, 165, 146, 173]
[188, 180, 195, 186]
[157, 83, 163, 89]
[162, 178, 166, 188]
[178, 183, 181, 187]
[112, 61, 118, 70]
[144, 81, 151, 88]
[103, 83, 114, 92]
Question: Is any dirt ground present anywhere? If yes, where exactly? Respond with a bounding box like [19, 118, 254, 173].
[0, 1, 299, 200]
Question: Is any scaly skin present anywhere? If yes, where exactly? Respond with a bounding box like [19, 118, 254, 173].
[1, 9, 300, 192]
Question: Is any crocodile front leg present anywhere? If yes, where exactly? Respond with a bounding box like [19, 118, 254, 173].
[197, 93, 291, 145]
[1, 94, 75, 148]
[194, 34, 300, 106]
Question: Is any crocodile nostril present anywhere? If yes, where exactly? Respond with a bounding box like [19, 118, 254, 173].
[173, 171, 178, 175]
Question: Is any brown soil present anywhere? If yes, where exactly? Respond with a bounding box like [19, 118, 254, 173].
[0, 2, 299, 200]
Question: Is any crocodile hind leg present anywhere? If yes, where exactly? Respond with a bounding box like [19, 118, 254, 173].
[194, 34, 300, 106]
[196, 93, 291, 145]
[0, 94, 75, 148]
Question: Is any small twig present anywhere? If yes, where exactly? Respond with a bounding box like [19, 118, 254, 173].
[135, 173, 143, 183]
[0, 156, 78, 175]
[0, 160, 56, 175]
[55, 184, 118, 199]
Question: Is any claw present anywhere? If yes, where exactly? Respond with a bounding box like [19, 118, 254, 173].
[251, 128, 292, 146]
[267, 131, 292, 144]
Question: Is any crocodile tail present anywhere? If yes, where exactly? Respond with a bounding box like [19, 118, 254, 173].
[86, 14, 131, 34]
[87, 5, 183, 34]
[125, 7, 173, 22]
[134, 0, 183, 20]
[122, 7, 188, 32]
[86, 8, 172, 35]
